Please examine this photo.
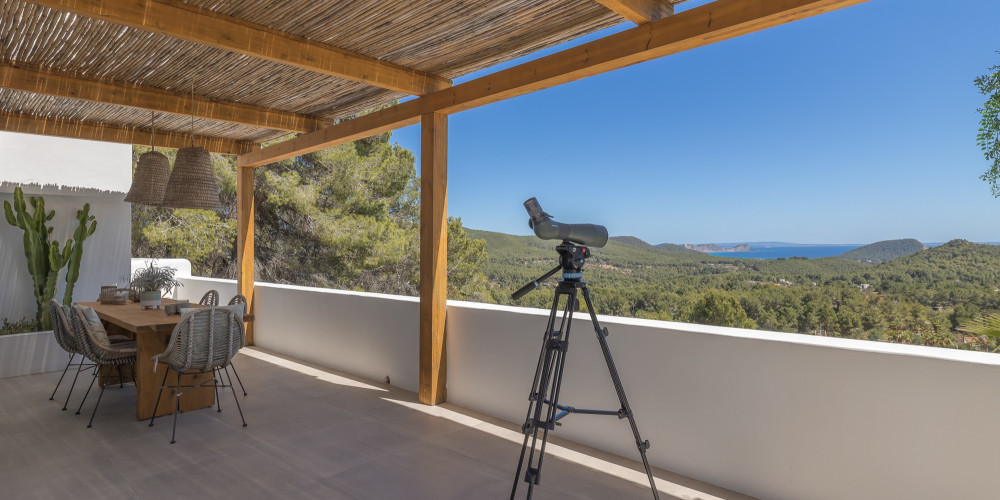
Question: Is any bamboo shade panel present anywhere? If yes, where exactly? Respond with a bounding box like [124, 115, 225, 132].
[0, 0, 621, 146]
[0, 88, 278, 141]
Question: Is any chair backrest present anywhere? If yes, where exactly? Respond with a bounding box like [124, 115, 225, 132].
[68, 305, 108, 363]
[199, 290, 220, 306]
[228, 294, 247, 306]
[157, 308, 244, 373]
[49, 299, 79, 354]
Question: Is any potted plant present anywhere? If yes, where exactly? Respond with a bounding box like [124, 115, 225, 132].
[127, 262, 183, 309]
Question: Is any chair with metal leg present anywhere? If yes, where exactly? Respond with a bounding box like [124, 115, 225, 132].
[199, 290, 219, 306]
[48, 300, 95, 410]
[225, 294, 249, 396]
[68, 305, 136, 428]
[149, 307, 247, 444]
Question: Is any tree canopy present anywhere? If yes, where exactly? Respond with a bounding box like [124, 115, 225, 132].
[131, 132, 491, 301]
[976, 53, 1000, 196]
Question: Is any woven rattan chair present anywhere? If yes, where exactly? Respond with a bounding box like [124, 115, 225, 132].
[225, 294, 249, 396]
[68, 305, 137, 428]
[149, 307, 247, 444]
[199, 290, 219, 306]
[48, 300, 96, 410]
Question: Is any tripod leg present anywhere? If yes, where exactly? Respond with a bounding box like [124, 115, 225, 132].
[529, 286, 576, 497]
[581, 287, 660, 500]
[511, 285, 565, 499]
[512, 285, 576, 500]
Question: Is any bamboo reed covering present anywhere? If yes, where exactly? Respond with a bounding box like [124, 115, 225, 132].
[0, 0, 624, 150]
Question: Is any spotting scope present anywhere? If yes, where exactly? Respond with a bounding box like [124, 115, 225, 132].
[523, 198, 608, 248]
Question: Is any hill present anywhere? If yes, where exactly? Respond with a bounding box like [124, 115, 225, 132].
[465, 229, 1000, 351]
[610, 236, 700, 254]
[655, 243, 703, 254]
[838, 238, 925, 263]
[610, 236, 656, 250]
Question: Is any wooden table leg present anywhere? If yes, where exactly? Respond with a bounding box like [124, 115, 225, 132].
[135, 329, 215, 420]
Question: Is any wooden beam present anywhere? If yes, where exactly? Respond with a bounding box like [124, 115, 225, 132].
[30, 0, 451, 95]
[0, 61, 325, 133]
[237, 166, 255, 346]
[419, 112, 447, 405]
[0, 111, 255, 155]
[239, 0, 869, 167]
[594, 0, 673, 24]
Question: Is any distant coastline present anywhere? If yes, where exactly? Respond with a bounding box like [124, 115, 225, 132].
[684, 243, 750, 253]
[707, 245, 862, 260]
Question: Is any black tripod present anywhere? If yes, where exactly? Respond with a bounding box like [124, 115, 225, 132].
[510, 242, 660, 500]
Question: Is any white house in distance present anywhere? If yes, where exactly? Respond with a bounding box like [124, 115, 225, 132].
[0, 131, 132, 331]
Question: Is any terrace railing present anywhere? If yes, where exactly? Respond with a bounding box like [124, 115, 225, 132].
[176, 275, 1000, 500]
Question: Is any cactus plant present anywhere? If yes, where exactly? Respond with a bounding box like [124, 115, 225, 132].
[3, 187, 96, 330]
[63, 204, 97, 306]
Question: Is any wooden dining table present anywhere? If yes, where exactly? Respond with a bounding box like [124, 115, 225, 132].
[78, 299, 253, 420]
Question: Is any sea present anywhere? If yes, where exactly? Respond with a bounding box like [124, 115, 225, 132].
[708, 244, 862, 260]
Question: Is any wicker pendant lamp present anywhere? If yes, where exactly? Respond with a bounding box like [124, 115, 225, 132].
[161, 84, 222, 211]
[124, 112, 170, 206]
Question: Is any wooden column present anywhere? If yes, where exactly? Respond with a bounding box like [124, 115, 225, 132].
[237, 164, 255, 346]
[419, 112, 448, 405]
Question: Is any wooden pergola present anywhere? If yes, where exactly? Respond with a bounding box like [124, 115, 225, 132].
[0, 0, 869, 405]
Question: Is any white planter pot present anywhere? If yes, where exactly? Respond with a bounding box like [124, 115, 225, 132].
[0, 330, 68, 379]
[140, 290, 162, 309]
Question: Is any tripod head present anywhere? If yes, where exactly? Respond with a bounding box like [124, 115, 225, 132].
[556, 241, 591, 278]
[511, 240, 592, 300]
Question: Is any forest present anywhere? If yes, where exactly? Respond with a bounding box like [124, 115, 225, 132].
[128, 129, 1000, 353]
[470, 230, 1000, 352]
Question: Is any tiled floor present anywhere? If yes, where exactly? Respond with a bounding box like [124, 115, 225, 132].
[0, 348, 755, 500]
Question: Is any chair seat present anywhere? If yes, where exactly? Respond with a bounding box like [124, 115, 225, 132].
[107, 341, 137, 353]
[109, 334, 132, 343]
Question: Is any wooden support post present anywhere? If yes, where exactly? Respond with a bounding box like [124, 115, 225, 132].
[237, 165, 255, 346]
[419, 112, 448, 405]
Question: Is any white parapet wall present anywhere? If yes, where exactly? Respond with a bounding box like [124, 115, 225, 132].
[174, 275, 236, 303]
[445, 301, 1000, 500]
[251, 282, 420, 392]
[177, 276, 1000, 500]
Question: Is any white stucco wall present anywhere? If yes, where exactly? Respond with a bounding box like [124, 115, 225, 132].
[445, 302, 1000, 500]
[174, 274, 236, 304]
[175, 276, 1000, 500]
[250, 282, 420, 392]
[1, 133, 132, 325]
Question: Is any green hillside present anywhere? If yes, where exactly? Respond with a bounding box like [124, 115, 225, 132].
[654, 242, 702, 253]
[466, 230, 1000, 352]
[611, 236, 700, 254]
[838, 238, 925, 263]
[610, 236, 656, 250]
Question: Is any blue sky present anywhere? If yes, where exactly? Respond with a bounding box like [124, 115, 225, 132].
[393, 0, 1000, 245]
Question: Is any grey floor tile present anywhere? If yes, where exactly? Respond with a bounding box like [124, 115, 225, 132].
[0, 347, 748, 500]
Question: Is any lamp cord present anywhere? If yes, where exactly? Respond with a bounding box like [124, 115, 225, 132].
[189, 82, 195, 147]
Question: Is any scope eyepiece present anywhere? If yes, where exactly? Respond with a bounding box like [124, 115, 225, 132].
[522, 197, 608, 248]
[523, 197, 551, 229]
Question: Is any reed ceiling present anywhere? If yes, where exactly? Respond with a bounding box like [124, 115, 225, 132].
[0, 0, 646, 149]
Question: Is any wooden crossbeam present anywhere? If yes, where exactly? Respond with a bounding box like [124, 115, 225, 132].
[594, 0, 674, 24]
[0, 111, 256, 155]
[239, 0, 869, 168]
[0, 61, 325, 133]
[30, 0, 451, 95]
